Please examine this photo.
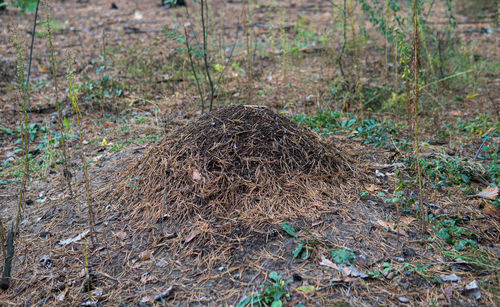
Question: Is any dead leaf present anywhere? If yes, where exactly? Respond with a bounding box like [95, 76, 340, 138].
[192, 168, 202, 181]
[319, 255, 340, 270]
[483, 204, 500, 218]
[475, 186, 498, 200]
[38, 65, 49, 72]
[399, 217, 415, 226]
[102, 121, 114, 127]
[114, 231, 127, 240]
[342, 265, 369, 278]
[364, 184, 381, 192]
[59, 230, 89, 246]
[185, 229, 201, 243]
[296, 285, 315, 295]
[139, 250, 152, 261]
[375, 220, 408, 236]
[311, 201, 323, 208]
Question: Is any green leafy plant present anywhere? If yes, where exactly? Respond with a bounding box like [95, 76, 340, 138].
[330, 248, 356, 265]
[80, 65, 125, 109]
[282, 222, 319, 260]
[236, 271, 292, 307]
[5, 0, 38, 14]
[428, 214, 478, 251]
[369, 262, 394, 278]
[292, 110, 410, 150]
[417, 155, 486, 189]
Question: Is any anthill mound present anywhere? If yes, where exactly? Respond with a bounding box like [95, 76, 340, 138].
[113, 105, 356, 246]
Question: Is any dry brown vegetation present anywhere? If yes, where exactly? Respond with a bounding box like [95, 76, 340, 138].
[0, 0, 498, 306]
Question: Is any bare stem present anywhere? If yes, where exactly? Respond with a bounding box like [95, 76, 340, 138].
[412, 0, 425, 231]
[67, 60, 96, 244]
[45, 3, 73, 198]
[200, 0, 215, 112]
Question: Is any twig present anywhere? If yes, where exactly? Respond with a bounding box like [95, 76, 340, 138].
[473, 134, 492, 161]
[183, 23, 205, 113]
[0, 224, 15, 290]
[25, 0, 40, 91]
[200, 0, 215, 112]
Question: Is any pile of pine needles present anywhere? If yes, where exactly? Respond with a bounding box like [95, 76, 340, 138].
[111, 105, 357, 249]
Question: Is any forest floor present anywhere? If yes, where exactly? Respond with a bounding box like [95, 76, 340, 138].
[0, 0, 499, 306]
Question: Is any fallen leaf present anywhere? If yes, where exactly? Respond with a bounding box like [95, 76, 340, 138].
[114, 231, 127, 240]
[185, 229, 201, 243]
[375, 220, 408, 236]
[319, 255, 340, 270]
[296, 285, 315, 295]
[192, 168, 202, 181]
[59, 230, 89, 246]
[342, 265, 369, 278]
[364, 184, 381, 192]
[311, 201, 323, 208]
[483, 204, 500, 218]
[476, 186, 498, 200]
[38, 65, 49, 72]
[139, 250, 152, 261]
[399, 217, 415, 226]
[102, 121, 114, 127]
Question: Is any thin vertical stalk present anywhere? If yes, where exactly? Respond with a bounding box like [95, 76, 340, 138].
[45, 3, 73, 198]
[67, 60, 96, 243]
[384, 0, 389, 82]
[338, 0, 347, 82]
[0, 219, 5, 260]
[349, 0, 362, 116]
[200, 0, 215, 111]
[183, 23, 206, 113]
[13, 35, 30, 234]
[412, 0, 425, 231]
[26, 0, 40, 88]
[242, 0, 253, 104]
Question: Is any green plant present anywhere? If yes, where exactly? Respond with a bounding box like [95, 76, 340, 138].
[80, 65, 125, 110]
[428, 214, 478, 251]
[282, 222, 319, 260]
[330, 248, 356, 265]
[417, 155, 486, 189]
[67, 57, 95, 241]
[293, 110, 411, 150]
[369, 262, 394, 278]
[5, 0, 37, 14]
[236, 271, 292, 307]
[45, 2, 73, 196]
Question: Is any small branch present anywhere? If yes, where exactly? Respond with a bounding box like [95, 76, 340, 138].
[0, 224, 15, 290]
[183, 24, 205, 113]
[200, 0, 215, 112]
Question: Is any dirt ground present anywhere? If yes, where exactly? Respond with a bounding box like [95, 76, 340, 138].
[0, 0, 499, 306]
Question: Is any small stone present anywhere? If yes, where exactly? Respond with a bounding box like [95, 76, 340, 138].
[440, 273, 460, 283]
[397, 278, 410, 290]
[398, 297, 409, 303]
[385, 271, 395, 280]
